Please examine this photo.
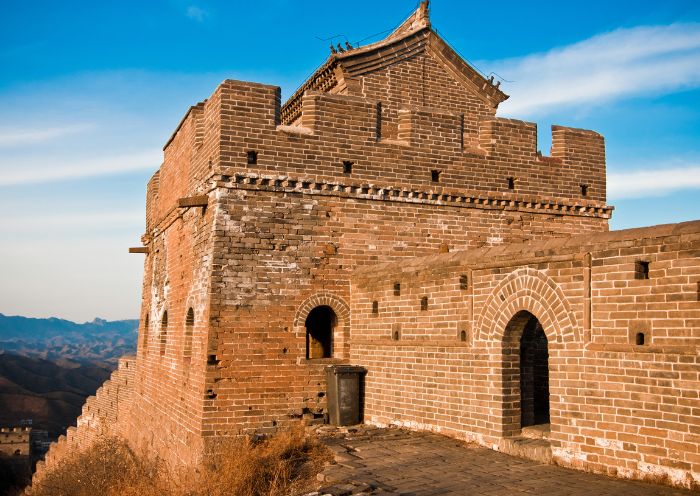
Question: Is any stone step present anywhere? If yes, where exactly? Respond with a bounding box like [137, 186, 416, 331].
[498, 436, 552, 464]
[521, 423, 551, 440]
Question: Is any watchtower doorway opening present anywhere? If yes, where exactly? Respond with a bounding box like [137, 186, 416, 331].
[502, 310, 550, 437]
[305, 306, 336, 359]
[520, 315, 549, 427]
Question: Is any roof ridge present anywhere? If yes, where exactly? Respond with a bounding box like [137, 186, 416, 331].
[385, 1, 431, 42]
[279, 1, 507, 125]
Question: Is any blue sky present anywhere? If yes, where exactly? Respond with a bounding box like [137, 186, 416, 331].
[1, 1, 699, 322]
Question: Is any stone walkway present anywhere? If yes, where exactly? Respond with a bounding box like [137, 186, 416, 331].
[312, 427, 693, 496]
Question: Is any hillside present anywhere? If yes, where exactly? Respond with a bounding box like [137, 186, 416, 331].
[0, 314, 138, 438]
[0, 314, 138, 365]
[0, 352, 112, 437]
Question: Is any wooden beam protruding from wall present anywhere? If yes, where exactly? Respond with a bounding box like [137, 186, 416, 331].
[178, 195, 209, 208]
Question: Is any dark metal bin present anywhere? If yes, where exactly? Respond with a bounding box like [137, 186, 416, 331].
[325, 365, 367, 426]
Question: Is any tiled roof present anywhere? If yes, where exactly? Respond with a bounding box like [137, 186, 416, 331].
[280, 1, 508, 125]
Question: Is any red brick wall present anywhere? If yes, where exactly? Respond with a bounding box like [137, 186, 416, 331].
[127, 199, 215, 466]
[123, 76, 611, 466]
[351, 221, 700, 488]
[217, 81, 608, 205]
[358, 50, 494, 143]
[201, 182, 607, 439]
[123, 87, 225, 467]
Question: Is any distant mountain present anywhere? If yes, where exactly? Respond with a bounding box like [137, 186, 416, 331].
[0, 314, 138, 365]
[0, 352, 112, 437]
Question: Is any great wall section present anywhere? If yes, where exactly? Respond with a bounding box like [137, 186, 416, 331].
[30, 3, 700, 491]
[31, 357, 135, 482]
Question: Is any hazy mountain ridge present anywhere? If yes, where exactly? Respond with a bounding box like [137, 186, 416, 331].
[0, 314, 137, 438]
[0, 352, 112, 437]
[0, 314, 138, 365]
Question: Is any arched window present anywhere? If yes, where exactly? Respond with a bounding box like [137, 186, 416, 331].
[184, 308, 194, 360]
[160, 311, 168, 356]
[305, 306, 336, 359]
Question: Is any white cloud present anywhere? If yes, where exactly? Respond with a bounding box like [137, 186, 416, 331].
[0, 149, 161, 187]
[486, 23, 700, 116]
[0, 211, 143, 230]
[608, 163, 700, 199]
[186, 6, 207, 22]
[0, 123, 94, 147]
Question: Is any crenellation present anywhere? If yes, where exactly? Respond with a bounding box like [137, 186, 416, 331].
[112, 75, 608, 226]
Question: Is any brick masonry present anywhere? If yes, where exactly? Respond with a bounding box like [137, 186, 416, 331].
[0, 427, 31, 457]
[351, 221, 700, 488]
[31, 356, 134, 484]
[30, 3, 699, 491]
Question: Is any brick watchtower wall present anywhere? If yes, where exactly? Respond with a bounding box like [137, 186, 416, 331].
[350, 221, 700, 489]
[124, 64, 612, 468]
[125, 95, 219, 464]
[0, 427, 31, 457]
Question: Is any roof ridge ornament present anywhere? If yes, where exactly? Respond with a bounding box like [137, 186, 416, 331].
[386, 0, 431, 41]
[420, 1, 430, 21]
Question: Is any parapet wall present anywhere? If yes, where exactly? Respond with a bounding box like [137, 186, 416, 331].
[350, 220, 700, 489]
[29, 356, 136, 491]
[224, 81, 605, 201]
[148, 79, 609, 234]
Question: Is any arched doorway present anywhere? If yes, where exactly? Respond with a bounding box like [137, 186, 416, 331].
[305, 306, 336, 359]
[502, 310, 550, 435]
[519, 315, 549, 427]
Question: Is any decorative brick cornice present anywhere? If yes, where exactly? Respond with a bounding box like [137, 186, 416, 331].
[216, 172, 614, 219]
[145, 169, 613, 238]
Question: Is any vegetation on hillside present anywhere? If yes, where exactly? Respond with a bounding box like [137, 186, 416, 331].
[199, 427, 332, 496]
[28, 426, 332, 496]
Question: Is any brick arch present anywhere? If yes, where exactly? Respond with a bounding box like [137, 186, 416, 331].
[294, 292, 350, 327]
[294, 293, 351, 359]
[183, 295, 204, 329]
[475, 267, 580, 345]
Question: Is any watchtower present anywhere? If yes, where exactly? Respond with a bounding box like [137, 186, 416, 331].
[127, 2, 610, 466]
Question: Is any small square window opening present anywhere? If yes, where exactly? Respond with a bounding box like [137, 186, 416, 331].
[635, 261, 650, 280]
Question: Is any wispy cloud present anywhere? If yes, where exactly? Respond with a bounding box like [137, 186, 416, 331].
[487, 23, 700, 116]
[0, 149, 161, 187]
[608, 163, 700, 199]
[0, 123, 94, 147]
[186, 6, 207, 22]
[0, 211, 143, 230]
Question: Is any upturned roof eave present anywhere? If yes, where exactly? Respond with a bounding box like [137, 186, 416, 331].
[280, 7, 509, 122]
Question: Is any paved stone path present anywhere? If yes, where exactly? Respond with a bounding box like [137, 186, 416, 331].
[313, 427, 693, 496]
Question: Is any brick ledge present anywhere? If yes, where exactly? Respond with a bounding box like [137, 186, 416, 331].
[216, 171, 613, 219]
[585, 343, 699, 355]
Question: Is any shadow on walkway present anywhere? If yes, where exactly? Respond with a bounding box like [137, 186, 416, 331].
[312, 426, 692, 496]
